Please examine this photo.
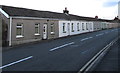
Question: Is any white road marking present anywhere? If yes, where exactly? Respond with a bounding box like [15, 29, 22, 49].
[81, 50, 88, 54]
[81, 47, 95, 54]
[81, 37, 93, 41]
[112, 29, 117, 32]
[89, 37, 93, 39]
[96, 33, 104, 37]
[0, 56, 33, 69]
[111, 30, 114, 31]
[49, 42, 75, 51]
[105, 32, 108, 34]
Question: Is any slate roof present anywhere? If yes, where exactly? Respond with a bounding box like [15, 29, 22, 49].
[1, 5, 119, 23]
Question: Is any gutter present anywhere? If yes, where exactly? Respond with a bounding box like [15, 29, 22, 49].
[11, 16, 61, 21]
[9, 17, 12, 46]
[0, 8, 9, 18]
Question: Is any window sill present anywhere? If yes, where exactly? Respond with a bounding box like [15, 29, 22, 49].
[63, 31, 66, 33]
[35, 34, 40, 36]
[51, 32, 55, 34]
[72, 30, 74, 32]
[16, 35, 24, 38]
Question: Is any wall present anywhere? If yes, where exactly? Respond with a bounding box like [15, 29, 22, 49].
[59, 20, 70, 37]
[70, 21, 81, 35]
[46, 20, 59, 39]
[59, 20, 94, 37]
[0, 9, 9, 46]
[89, 22, 94, 32]
[93, 21, 102, 31]
[11, 18, 59, 46]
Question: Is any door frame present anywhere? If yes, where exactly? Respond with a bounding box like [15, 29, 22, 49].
[43, 24, 47, 40]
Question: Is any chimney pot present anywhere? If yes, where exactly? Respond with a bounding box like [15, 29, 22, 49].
[95, 16, 98, 19]
[63, 7, 69, 14]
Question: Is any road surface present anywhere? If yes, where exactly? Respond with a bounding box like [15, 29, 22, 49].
[2, 28, 120, 72]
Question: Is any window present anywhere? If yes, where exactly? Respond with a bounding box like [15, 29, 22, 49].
[35, 23, 40, 35]
[16, 23, 23, 38]
[82, 23, 84, 30]
[77, 23, 80, 31]
[90, 23, 92, 30]
[63, 23, 66, 33]
[86, 23, 88, 30]
[68, 23, 70, 31]
[71, 23, 74, 32]
[51, 23, 54, 34]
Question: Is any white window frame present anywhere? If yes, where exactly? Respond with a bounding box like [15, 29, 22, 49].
[50, 23, 55, 34]
[16, 23, 24, 38]
[90, 23, 92, 30]
[82, 23, 84, 30]
[77, 23, 80, 31]
[35, 23, 40, 35]
[63, 23, 66, 33]
[86, 23, 88, 30]
[71, 23, 74, 32]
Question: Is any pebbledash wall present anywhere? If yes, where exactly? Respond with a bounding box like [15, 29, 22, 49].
[0, 5, 119, 46]
[11, 18, 59, 45]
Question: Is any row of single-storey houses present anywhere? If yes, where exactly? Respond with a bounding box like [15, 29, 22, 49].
[0, 5, 120, 46]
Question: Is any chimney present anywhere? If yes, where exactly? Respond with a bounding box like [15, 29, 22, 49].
[63, 7, 69, 14]
[114, 16, 119, 20]
[95, 16, 98, 19]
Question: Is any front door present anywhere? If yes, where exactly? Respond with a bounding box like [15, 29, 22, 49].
[68, 23, 70, 35]
[43, 24, 47, 39]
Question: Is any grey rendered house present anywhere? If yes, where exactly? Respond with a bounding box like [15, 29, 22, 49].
[1, 5, 61, 46]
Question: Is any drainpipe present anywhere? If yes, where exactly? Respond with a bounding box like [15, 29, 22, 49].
[9, 17, 12, 46]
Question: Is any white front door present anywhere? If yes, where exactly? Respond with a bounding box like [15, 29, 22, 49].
[43, 24, 47, 39]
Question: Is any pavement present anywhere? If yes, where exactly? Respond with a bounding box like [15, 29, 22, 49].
[1, 28, 120, 72]
[93, 37, 120, 72]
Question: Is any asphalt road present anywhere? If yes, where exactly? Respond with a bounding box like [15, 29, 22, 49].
[1, 28, 120, 71]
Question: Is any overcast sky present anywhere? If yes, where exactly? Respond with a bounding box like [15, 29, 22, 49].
[0, 0, 119, 19]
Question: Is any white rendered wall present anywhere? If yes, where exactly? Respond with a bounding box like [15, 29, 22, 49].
[70, 21, 81, 35]
[88, 22, 94, 32]
[58, 20, 94, 38]
[59, 20, 70, 37]
[81, 21, 88, 33]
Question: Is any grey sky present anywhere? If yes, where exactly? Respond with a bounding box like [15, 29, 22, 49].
[0, 0, 119, 19]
